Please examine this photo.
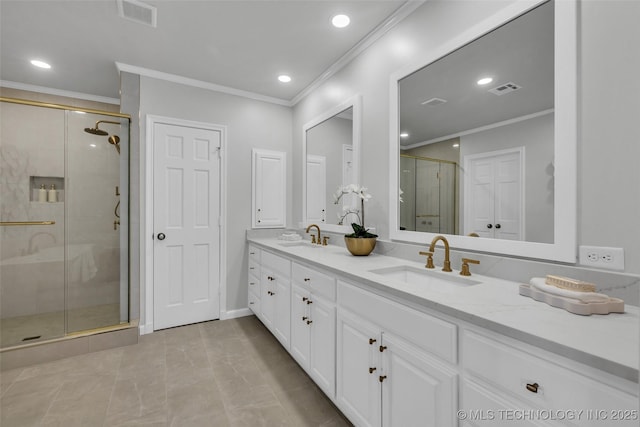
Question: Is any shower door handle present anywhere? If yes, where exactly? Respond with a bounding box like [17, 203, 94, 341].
[157, 233, 166, 241]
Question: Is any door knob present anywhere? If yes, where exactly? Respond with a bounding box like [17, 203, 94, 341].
[495, 224, 501, 229]
[486, 224, 493, 229]
[157, 233, 166, 240]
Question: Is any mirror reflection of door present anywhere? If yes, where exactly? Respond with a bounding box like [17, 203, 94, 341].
[464, 148, 524, 240]
[305, 107, 353, 225]
[306, 155, 326, 223]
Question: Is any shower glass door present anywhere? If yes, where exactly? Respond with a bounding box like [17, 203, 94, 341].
[0, 103, 66, 347]
[0, 99, 129, 349]
[66, 112, 128, 333]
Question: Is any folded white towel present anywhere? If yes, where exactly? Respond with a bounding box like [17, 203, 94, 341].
[529, 277, 610, 303]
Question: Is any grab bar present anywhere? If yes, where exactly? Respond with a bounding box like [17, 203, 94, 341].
[0, 221, 56, 226]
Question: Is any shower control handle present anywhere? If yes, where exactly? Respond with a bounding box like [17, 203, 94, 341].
[157, 233, 166, 241]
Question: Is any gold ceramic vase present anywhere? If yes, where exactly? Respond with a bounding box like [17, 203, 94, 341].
[344, 236, 377, 256]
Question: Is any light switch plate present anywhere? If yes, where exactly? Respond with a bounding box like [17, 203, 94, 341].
[578, 246, 625, 271]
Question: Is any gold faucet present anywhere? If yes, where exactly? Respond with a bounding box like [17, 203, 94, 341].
[305, 224, 321, 245]
[428, 235, 452, 272]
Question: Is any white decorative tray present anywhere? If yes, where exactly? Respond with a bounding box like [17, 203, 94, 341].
[519, 284, 624, 316]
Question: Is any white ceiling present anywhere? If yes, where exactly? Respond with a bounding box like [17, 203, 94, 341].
[399, 0, 554, 147]
[0, 0, 409, 104]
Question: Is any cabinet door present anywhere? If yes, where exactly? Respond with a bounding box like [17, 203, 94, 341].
[336, 309, 382, 427]
[252, 149, 286, 228]
[309, 295, 336, 399]
[260, 268, 276, 329]
[381, 333, 457, 427]
[290, 285, 310, 368]
[272, 276, 291, 349]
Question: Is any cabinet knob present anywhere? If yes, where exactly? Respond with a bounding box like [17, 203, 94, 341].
[302, 297, 308, 301]
[369, 367, 377, 374]
[379, 375, 387, 383]
[306, 300, 313, 304]
[487, 224, 493, 229]
[495, 223, 501, 229]
[268, 291, 275, 296]
[526, 382, 539, 393]
[304, 278, 311, 282]
[379, 345, 387, 353]
[306, 320, 313, 325]
[267, 276, 275, 281]
[369, 338, 377, 345]
[302, 316, 308, 321]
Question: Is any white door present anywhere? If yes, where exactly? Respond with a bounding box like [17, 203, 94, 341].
[153, 122, 221, 330]
[465, 148, 523, 240]
[309, 295, 336, 398]
[306, 155, 327, 223]
[382, 333, 457, 427]
[252, 149, 286, 228]
[336, 309, 382, 427]
[290, 285, 311, 368]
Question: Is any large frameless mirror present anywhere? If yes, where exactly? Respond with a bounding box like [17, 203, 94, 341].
[302, 95, 361, 233]
[389, 0, 577, 261]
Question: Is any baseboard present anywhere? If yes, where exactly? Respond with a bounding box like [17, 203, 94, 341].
[139, 322, 153, 335]
[221, 308, 252, 320]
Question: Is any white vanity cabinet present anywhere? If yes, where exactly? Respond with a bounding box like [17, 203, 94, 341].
[259, 250, 291, 349]
[289, 262, 337, 398]
[247, 245, 261, 316]
[336, 280, 458, 427]
[460, 329, 639, 427]
[246, 241, 639, 427]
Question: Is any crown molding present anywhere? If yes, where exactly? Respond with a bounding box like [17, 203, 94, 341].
[0, 80, 120, 105]
[116, 63, 292, 107]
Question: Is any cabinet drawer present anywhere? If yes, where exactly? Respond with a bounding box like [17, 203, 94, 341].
[248, 290, 260, 316]
[462, 380, 543, 427]
[248, 245, 260, 262]
[462, 330, 638, 425]
[248, 272, 260, 295]
[261, 250, 291, 278]
[293, 263, 336, 301]
[338, 280, 456, 364]
[248, 258, 260, 276]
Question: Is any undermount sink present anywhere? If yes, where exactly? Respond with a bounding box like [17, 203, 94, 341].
[369, 265, 481, 288]
[277, 240, 321, 248]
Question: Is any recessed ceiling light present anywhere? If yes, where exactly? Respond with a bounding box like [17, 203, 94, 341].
[452, 143, 460, 148]
[30, 59, 51, 69]
[332, 14, 350, 28]
[477, 77, 493, 86]
[400, 132, 409, 138]
[89, 144, 97, 148]
[278, 75, 292, 83]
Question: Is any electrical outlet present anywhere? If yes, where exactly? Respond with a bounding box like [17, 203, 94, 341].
[579, 246, 625, 271]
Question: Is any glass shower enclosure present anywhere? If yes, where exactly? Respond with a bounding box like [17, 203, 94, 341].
[400, 154, 457, 234]
[0, 98, 129, 349]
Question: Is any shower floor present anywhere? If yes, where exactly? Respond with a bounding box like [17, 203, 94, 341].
[0, 303, 120, 349]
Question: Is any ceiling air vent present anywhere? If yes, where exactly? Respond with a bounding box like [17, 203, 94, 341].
[488, 82, 522, 96]
[117, 0, 157, 28]
[421, 97, 447, 107]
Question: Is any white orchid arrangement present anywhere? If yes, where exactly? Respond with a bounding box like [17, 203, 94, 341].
[333, 184, 378, 238]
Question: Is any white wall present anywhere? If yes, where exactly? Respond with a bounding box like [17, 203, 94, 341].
[293, 0, 640, 275]
[137, 76, 292, 321]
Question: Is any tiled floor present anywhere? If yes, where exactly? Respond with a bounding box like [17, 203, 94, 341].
[0, 316, 352, 426]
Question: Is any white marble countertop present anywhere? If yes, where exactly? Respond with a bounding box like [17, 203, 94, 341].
[248, 237, 639, 382]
